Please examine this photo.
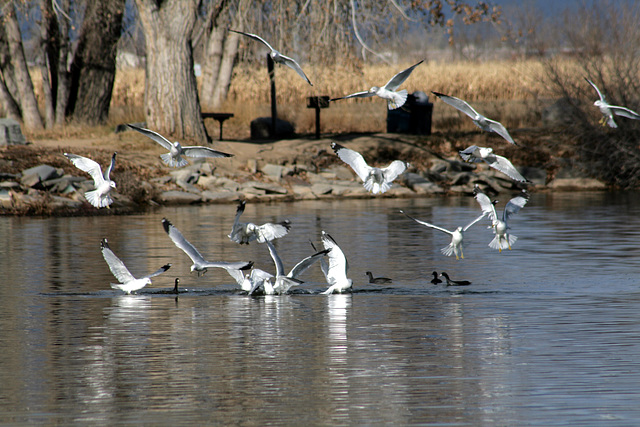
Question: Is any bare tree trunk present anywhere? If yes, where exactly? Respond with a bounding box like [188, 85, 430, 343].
[66, 0, 125, 124]
[54, 0, 71, 126]
[0, 75, 21, 121]
[210, 30, 241, 108]
[0, 24, 21, 120]
[39, 0, 58, 128]
[136, 0, 210, 142]
[4, 4, 44, 130]
[200, 26, 225, 109]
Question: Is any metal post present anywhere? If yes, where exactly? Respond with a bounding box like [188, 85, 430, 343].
[267, 54, 276, 137]
[315, 105, 321, 139]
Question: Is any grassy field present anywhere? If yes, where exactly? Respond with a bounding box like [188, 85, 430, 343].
[29, 58, 571, 141]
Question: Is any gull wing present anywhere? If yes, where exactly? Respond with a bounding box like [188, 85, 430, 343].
[383, 60, 423, 91]
[400, 210, 453, 236]
[228, 201, 246, 241]
[264, 240, 285, 277]
[330, 90, 376, 101]
[126, 124, 173, 150]
[162, 218, 206, 265]
[321, 232, 349, 284]
[463, 212, 488, 231]
[255, 221, 291, 243]
[288, 248, 330, 279]
[182, 146, 233, 159]
[64, 153, 105, 186]
[473, 187, 497, 223]
[459, 145, 482, 162]
[145, 263, 172, 279]
[585, 77, 606, 102]
[381, 160, 408, 183]
[100, 238, 135, 284]
[432, 92, 480, 120]
[485, 118, 516, 144]
[485, 152, 526, 182]
[503, 191, 529, 224]
[229, 29, 275, 52]
[201, 260, 254, 271]
[610, 105, 640, 120]
[278, 53, 313, 86]
[104, 152, 117, 180]
[331, 142, 372, 182]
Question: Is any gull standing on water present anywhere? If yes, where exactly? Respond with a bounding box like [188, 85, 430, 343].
[126, 124, 233, 168]
[228, 200, 291, 245]
[162, 218, 253, 276]
[100, 238, 171, 294]
[585, 78, 640, 128]
[331, 60, 423, 110]
[432, 91, 516, 144]
[459, 145, 527, 182]
[474, 186, 529, 252]
[64, 152, 117, 208]
[261, 239, 329, 294]
[317, 231, 352, 294]
[400, 209, 486, 260]
[229, 29, 313, 86]
[331, 142, 409, 194]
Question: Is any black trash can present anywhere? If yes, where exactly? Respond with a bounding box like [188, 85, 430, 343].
[386, 91, 433, 135]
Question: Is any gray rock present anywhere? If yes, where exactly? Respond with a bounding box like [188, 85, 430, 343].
[0, 118, 26, 145]
[327, 165, 355, 181]
[241, 181, 288, 195]
[311, 183, 333, 195]
[402, 172, 429, 190]
[201, 190, 243, 202]
[159, 191, 202, 204]
[261, 163, 290, 178]
[21, 164, 62, 188]
[412, 182, 445, 194]
[547, 178, 607, 190]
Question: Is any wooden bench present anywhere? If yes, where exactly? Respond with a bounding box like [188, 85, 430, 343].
[202, 112, 234, 141]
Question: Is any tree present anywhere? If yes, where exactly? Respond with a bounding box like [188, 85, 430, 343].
[135, 0, 210, 142]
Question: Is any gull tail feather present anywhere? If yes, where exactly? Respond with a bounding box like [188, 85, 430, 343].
[489, 234, 517, 251]
[161, 153, 188, 168]
[364, 179, 391, 194]
[85, 189, 111, 208]
[440, 244, 455, 257]
[388, 89, 408, 110]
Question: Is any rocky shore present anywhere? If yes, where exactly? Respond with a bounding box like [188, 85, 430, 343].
[0, 131, 608, 216]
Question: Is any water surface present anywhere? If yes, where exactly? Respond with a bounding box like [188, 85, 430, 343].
[2, 193, 640, 424]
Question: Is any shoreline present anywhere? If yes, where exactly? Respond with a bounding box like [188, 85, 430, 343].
[0, 131, 608, 216]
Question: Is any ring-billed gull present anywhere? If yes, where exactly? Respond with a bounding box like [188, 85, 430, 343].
[430, 271, 442, 285]
[331, 142, 409, 194]
[459, 145, 527, 182]
[317, 231, 352, 294]
[400, 209, 486, 260]
[432, 92, 516, 144]
[440, 272, 471, 286]
[126, 124, 233, 168]
[229, 29, 313, 86]
[100, 238, 171, 294]
[162, 218, 253, 275]
[365, 271, 392, 284]
[474, 186, 529, 252]
[585, 78, 640, 128]
[331, 60, 423, 110]
[228, 200, 291, 245]
[261, 239, 328, 294]
[64, 152, 116, 208]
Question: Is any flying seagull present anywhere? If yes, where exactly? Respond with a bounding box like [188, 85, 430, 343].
[459, 145, 527, 182]
[331, 60, 424, 110]
[100, 238, 171, 294]
[228, 200, 291, 245]
[474, 186, 529, 252]
[229, 29, 313, 86]
[331, 142, 409, 194]
[585, 78, 640, 128]
[432, 91, 516, 144]
[64, 152, 117, 208]
[126, 124, 233, 168]
[400, 209, 486, 260]
[317, 231, 352, 294]
[162, 218, 253, 275]
[440, 272, 471, 287]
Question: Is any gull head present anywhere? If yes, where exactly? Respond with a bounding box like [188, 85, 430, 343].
[369, 86, 380, 94]
[110, 181, 117, 189]
[594, 100, 606, 108]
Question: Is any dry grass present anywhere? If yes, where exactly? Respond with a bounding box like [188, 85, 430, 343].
[23, 58, 579, 140]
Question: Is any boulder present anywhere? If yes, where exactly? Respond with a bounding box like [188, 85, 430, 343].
[159, 191, 202, 204]
[0, 118, 26, 145]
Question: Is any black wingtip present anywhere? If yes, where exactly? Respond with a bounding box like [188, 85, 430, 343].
[161, 263, 172, 272]
[330, 142, 344, 153]
[281, 219, 292, 231]
[100, 238, 109, 249]
[240, 261, 254, 271]
[431, 91, 446, 98]
[161, 218, 172, 233]
[236, 200, 246, 213]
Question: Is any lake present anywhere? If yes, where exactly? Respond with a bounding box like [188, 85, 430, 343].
[2, 192, 640, 425]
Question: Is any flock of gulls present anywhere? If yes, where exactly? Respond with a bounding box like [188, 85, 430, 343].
[59, 29, 640, 295]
